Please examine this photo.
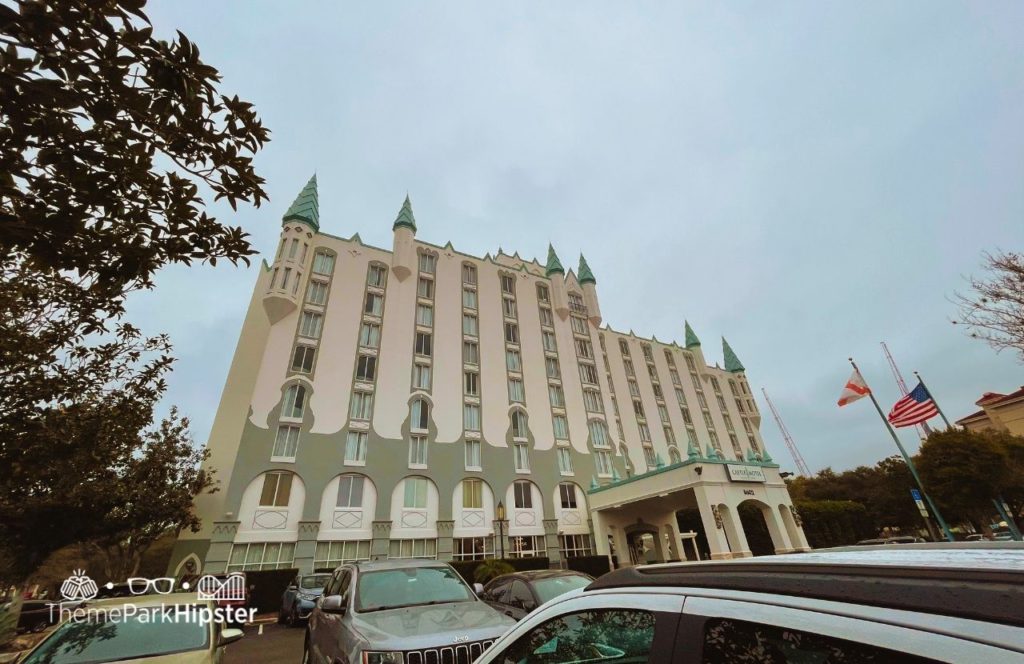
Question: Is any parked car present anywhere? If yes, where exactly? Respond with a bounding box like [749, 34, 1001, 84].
[855, 535, 927, 545]
[479, 570, 593, 621]
[474, 543, 1024, 662]
[14, 599, 57, 634]
[966, 533, 990, 542]
[279, 572, 332, 627]
[304, 559, 516, 664]
[17, 593, 244, 663]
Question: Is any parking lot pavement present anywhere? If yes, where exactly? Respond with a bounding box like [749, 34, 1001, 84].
[224, 619, 305, 663]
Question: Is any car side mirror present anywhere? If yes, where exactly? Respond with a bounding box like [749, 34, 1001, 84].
[320, 594, 347, 614]
[219, 628, 244, 646]
[473, 583, 485, 596]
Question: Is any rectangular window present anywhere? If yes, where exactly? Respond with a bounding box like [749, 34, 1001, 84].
[628, 380, 640, 397]
[462, 314, 478, 336]
[539, 307, 554, 326]
[260, 472, 293, 507]
[364, 292, 383, 316]
[675, 388, 687, 405]
[583, 390, 604, 412]
[418, 253, 436, 274]
[595, 450, 612, 476]
[697, 392, 709, 410]
[579, 364, 599, 384]
[537, 284, 549, 302]
[559, 534, 592, 558]
[664, 426, 676, 443]
[403, 478, 428, 509]
[272, 425, 300, 459]
[313, 540, 371, 568]
[355, 354, 377, 381]
[570, 316, 588, 335]
[312, 252, 335, 276]
[462, 264, 477, 284]
[638, 422, 651, 442]
[658, 404, 670, 424]
[709, 376, 721, 394]
[703, 411, 715, 429]
[664, 350, 676, 367]
[743, 418, 754, 435]
[389, 538, 436, 559]
[336, 475, 364, 507]
[462, 288, 477, 309]
[545, 357, 560, 379]
[367, 264, 386, 288]
[542, 331, 557, 352]
[416, 304, 433, 327]
[670, 369, 681, 386]
[685, 355, 697, 371]
[652, 383, 664, 399]
[463, 404, 481, 431]
[723, 414, 734, 431]
[508, 378, 525, 403]
[619, 339, 630, 356]
[349, 391, 373, 420]
[643, 445, 657, 467]
[415, 332, 432, 356]
[500, 274, 516, 295]
[291, 345, 315, 373]
[736, 398, 746, 413]
[409, 435, 428, 466]
[624, 359, 635, 376]
[502, 297, 517, 318]
[465, 440, 481, 469]
[568, 293, 585, 311]
[506, 349, 521, 371]
[461, 478, 483, 509]
[344, 431, 367, 463]
[452, 537, 494, 561]
[413, 363, 431, 390]
[306, 280, 328, 306]
[557, 447, 574, 474]
[509, 535, 546, 559]
[359, 322, 381, 348]
[505, 322, 520, 344]
[552, 415, 569, 439]
[463, 341, 479, 365]
[410, 399, 428, 430]
[513, 480, 533, 508]
[549, 384, 565, 408]
[464, 371, 479, 396]
[417, 277, 433, 299]
[681, 406, 694, 425]
[513, 443, 530, 472]
[227, 542, 296, 572]
[588, 420, 609, 447]
[559, 483, 578, 509]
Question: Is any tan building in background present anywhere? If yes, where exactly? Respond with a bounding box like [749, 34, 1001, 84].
[957, 386, 1024, 436]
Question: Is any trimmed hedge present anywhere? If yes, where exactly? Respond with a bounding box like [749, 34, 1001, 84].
[565, 555, 611, 579]
[795, 499, 875, 548]
[450, 557, 550, 585]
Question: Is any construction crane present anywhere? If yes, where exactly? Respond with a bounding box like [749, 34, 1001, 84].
[761, 388, 812, 477]
[880, 341, 932, 437]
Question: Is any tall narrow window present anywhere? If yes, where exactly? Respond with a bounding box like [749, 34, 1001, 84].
[291, 346, 315, 374]
[416, 304, 434, 327]
[465, 440, 481, 468]
[463, 341, 479, 365]
[588, 420, 609, 448]
[306, 281, 328, 306]
[272, 425, 300, 459]
[504, 323, 519, 344]
[403, 478, 428, 509]
[557, 448, 574, 474]
[364, 293, 383, 316]
[413, 363, 431, 390]
[579, 364, 599, 384]
[536, 284, 549, 302]
[463, 314, 478, 336]
[463, 288, 477, 309]
[542, 331, 557, 352]
[415, 332, 432, 357]
[559, 483, 578, 509]
[506, 349, 521, 371]
[508, 378, 525, 403]
[500, 274, 516, 295]
[552, 415, 569, 439]
[549, 384, 565, 408]
[336, 475, 364, 508]
[349, 392, 373, 420]
[367, 264, 386, 287]
[418, 253, 436, 274]
[594, 450, 612, 476]
[355, 354, 377, 381]
[410, 399, 429, 430]
[409, 435, 428, 466]
[464, 404, 481, 432]
[513, 443, 530, 472]
[570, 316, 587, 335]
[511, 410, 528, 438]
[260, 472, 293, 507]
[464, 371, 479, 396]
[417, 277, 433, 299]
[462, 264, 477, 284]
[282, 384, 306, 419]
[583, 390, 603, 413]
[513, 480, 533, 508]
[545, 357, 560, 379]
[312, 252, 335, 276]
[359, 323, 381, 348]
[502, 298, 517, 318]
[345, 432, 367, 463]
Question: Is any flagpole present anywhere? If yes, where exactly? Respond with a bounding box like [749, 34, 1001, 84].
[913, 371, 953, 429]
[849, 358, 955, 542]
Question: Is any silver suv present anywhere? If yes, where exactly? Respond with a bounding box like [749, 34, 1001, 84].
[304, 559, 515, 664]
[475, 543, 1024, 663]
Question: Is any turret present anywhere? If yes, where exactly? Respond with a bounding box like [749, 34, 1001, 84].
[391, 195, 417, 281]
[264, 174, 318, 324]
[684, 320, 707, 373]
[577, 254, 601, 326]
[722, 337, 745, 374]
[545, 244, 569, 319]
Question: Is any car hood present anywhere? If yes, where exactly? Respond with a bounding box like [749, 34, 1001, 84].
[352, 600, 514, 649]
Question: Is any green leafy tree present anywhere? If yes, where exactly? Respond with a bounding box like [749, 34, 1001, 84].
[474, 559, 515, 584]
[917, 429, 1011, 532]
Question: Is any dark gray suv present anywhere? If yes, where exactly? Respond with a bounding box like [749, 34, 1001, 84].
[304, 559, 516, 664]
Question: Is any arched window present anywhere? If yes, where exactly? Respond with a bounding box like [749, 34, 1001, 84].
[668, 446, 682, 464]
[312, 251, 335, 276]
[411, 399, 429, 431]
[511, 410, 528, 438]
[587, 420, 609, 448]
[282, 383, 306, 419]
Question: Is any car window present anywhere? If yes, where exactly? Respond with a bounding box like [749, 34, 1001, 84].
[356, 566, 473, 612]
[22, 611, 209, 664]
[498, 608, 656, 663]
[483, 578, 511, 603]
[301, 573, 332, 589]
[337, 571, 351, 597]
[700, 618, 941, 663]
[533, 575, 592, 604]
[324, 570, 344, 597]
[509, 580, 535, 610]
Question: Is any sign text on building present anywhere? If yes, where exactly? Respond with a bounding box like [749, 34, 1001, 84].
[727, 464, 767, 483]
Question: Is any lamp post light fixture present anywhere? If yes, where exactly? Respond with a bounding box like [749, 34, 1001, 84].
[496, 500, 506, 559]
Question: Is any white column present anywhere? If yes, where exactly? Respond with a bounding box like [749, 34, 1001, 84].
[720, 504, 751, 558]
[761, 504, 793, 554]
[781, 504, 811, 551]
[692, 485, 733, 560]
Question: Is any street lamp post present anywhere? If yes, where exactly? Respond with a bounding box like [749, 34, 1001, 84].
[496, 500, 506, 559]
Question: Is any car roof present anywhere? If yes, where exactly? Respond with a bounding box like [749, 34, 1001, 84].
[587, 544, 1024, 627]
[351, 559, 453, 571]
[83, 592, 208, 608]
[501, 570, 591, 582]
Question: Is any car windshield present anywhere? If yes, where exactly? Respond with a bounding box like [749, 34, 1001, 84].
[356, 566, 474, 612]
[301, 574, 332, 589]
[532, 575, 592, 604]
[21, 610, 209, 664]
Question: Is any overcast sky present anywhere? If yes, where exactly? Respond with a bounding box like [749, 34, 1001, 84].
[131, 1, 1023, 474]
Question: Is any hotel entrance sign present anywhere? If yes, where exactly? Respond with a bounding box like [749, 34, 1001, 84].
[727, 465, 767, 483]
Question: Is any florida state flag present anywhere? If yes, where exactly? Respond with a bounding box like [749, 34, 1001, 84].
[837, 370, 870, 407]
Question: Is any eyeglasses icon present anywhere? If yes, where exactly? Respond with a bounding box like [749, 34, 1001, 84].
[127, 577, 175, 595]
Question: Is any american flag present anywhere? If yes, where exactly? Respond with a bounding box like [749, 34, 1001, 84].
[887, 382, 939, 428]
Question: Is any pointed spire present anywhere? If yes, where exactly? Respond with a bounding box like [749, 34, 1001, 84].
[282, 174, 319, 230]
[684, 321, 701, 348]
[545, 244, 565, 277]
[722, 337, 745, 373]
[393, 194, 417, 233]
[577, 254, 596, 285]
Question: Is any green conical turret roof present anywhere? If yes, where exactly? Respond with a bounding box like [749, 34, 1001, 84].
[282, 174, 319, 230]
[722, 337, 745, 373]
[684, 321, 701, 348]
[578, 254, 596, 285]
[393, 194, 417, 232]
[545, 244, 565, 277]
